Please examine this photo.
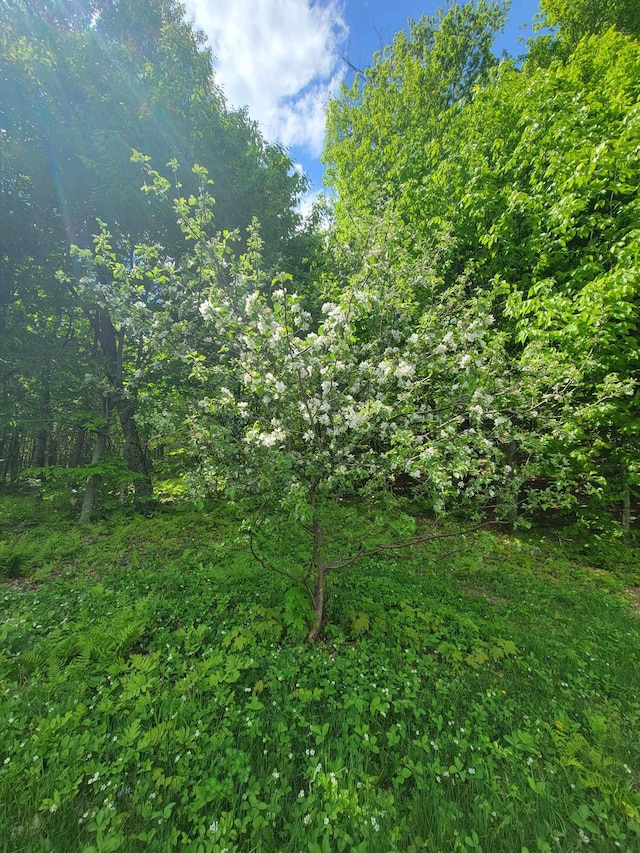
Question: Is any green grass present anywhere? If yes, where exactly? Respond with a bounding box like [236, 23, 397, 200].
[0, 497, 639, 852]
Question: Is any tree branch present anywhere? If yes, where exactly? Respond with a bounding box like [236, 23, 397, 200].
[323, 521, 498, 572]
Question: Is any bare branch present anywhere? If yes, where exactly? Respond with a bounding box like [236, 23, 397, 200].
[324, 521, 498, 573]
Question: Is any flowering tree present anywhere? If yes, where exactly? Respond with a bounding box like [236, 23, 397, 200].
[81, 166, 596, 636]
[180, 197, 544, 638]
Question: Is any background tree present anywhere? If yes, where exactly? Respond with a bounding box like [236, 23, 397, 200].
[0, 0, 305, 509]
[323, 4, 640, 527]
[323, 1, 509, 245]
[540, 0, 640, 44]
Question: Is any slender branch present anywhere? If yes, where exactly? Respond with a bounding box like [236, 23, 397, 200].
[323, 521, 498, 572]
[248, 526, 303, 583]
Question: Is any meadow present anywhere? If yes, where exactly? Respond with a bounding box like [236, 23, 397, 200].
[1, 495, 639, 852]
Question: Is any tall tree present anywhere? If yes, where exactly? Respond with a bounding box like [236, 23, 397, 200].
[540, 0, 640, 44]
[324, 1, 509, 244]
[0, 0, 305, 507]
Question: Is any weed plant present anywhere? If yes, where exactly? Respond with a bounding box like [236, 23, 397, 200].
[0, 498, 639, 851]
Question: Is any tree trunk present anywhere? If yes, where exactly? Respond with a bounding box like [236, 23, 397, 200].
[92, 307, 153, 508]
[33, 429, 47, 469]
[47, 430, 58, 467]
[307, 507, 326, 642]
[504, 439, 518, 527]
[8, 428, 21, 482]
[622, 464, 631, 533]
[32, 364, 52, 469]
[69, 426, 86, 468]
[118, 403, 153, 506]
[0, 434, 6, 486]
[80, 422, 108, 524]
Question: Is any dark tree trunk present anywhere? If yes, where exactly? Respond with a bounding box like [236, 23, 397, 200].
[8, 429, 21, 482]
[621, 464, 631, 533]
[91, 306, 153, 507]
[118, 403, 153, 505]
[32, 364, 52, 469]
[80, 422, 108, 524]
[47, 431, 58, 467]
[33, 429, 47, 469]
[0, 434, 6, 486]
[69, 426, 86, 468]
[504, 439, 519, 527]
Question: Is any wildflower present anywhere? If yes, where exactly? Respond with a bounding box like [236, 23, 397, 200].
[209, 820, 219, 834]
[303, 814, 311, 826]
[298, 790, 305, 799]
[272, 771, 280, 780]
[324, 816, 330, 826]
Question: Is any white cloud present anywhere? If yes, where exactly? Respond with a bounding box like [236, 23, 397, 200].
[186, 0, 348, 156]
[297, 187, 324, 220]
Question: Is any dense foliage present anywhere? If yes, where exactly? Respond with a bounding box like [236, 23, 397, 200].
[2, 0, 637, 536]
[1, 0, 640, 849]
[324, 4, 640, 531]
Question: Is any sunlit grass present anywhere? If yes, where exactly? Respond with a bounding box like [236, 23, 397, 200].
[0, 497, 639, 851]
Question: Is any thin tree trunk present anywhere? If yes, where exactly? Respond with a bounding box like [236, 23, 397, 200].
[307, 496, 326, 641]
[0, 433, 6, 486]
[504, 439, 518, 527]
[80, 423, 108, 524]
[33, 364, 52, 469]
[622, 464, 631, 533]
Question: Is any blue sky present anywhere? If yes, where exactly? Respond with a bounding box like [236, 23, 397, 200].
[185, 0, 543, 209]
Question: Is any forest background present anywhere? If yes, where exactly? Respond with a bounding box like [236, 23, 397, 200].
[1, 0, 639, 598]
[1, 1, 640, 850]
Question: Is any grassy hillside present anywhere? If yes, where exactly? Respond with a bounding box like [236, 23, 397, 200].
[1, 496, 639, 852]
